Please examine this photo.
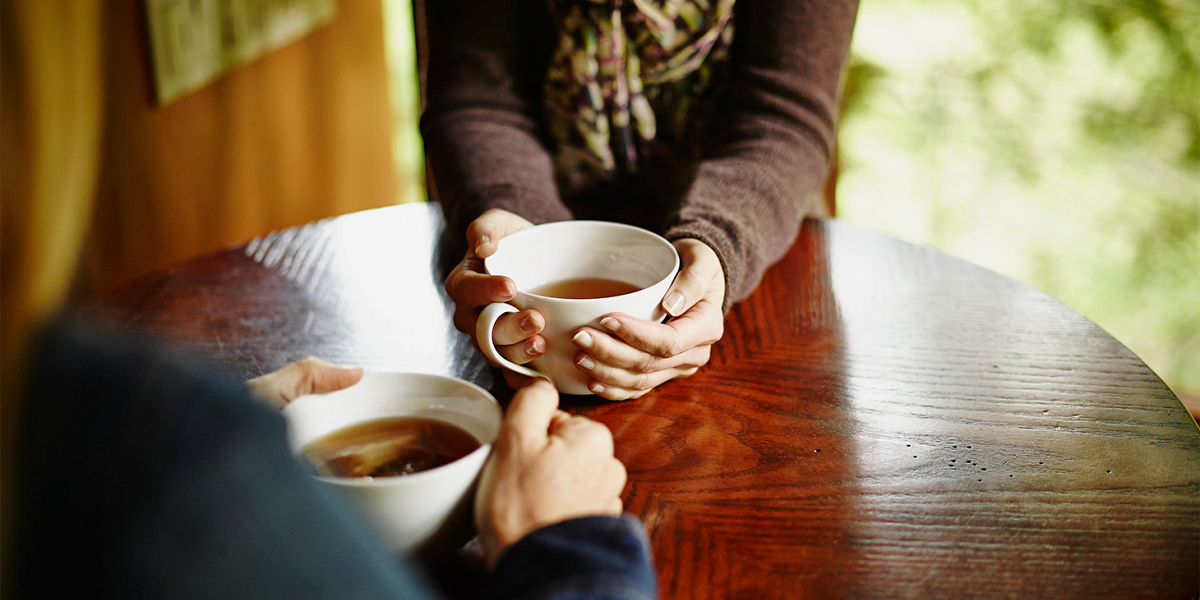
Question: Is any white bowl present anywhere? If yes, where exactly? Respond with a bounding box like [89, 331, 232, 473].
[282, 372, 502, 553]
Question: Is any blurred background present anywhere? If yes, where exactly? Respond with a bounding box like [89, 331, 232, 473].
[382, 0, 1199, 400]
[834, 0, 1199, 402]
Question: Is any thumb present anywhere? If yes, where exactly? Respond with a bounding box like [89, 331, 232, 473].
[467, 209, 535, 259]
[662, 239, 722, 317]
[504, 379, 560, 445]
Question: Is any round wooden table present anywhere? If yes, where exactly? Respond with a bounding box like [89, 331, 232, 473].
[97, 202, 1199, 599]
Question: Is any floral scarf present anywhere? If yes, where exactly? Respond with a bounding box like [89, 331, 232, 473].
[544, 0, 736, 191]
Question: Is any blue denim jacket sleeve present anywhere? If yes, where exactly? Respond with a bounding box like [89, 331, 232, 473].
[488, 515, 658, 600]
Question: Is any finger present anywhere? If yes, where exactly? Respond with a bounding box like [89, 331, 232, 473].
[497, 335, 546, 365]
[548, 414, 615, 456]
[467, 209, 534, 259]
[578, 309, 721, 362]
[305, 359, 365, 395]
[502, 369, 543, 392]
[576, 346, 706, 387]
[609, 459, 628, 496]
[572, 325, 686, 371]
[505, 379, 560, 443]
[492, 309, 544, 346]
[453, 305, 481, 337]
[584, 379, 657, 401]
[600, 459, 627, 515]
[607, 498, 624, 515]
[445, 261, 516, 307]
[661, 239, 723, 317]
[575, 351, 700, 395]
[245, 357, 363, 408]
[547, 409, 573, 433]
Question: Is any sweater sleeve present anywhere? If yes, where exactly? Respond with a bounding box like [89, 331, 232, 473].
[488, 515, 658, 600]
[664, 0, 860, 310]
[420, 0, 573, 247]
[422, 0, 859, 310]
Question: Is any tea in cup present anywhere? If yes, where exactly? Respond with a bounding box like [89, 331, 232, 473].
[477, 221, 679, 395]
[283, 372, 502, 553]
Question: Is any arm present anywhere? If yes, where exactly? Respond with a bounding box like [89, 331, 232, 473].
[569, 0, 859, 399]
[420, 0, 572, 245]
[665, 0, 861, 310]
[489, 516, 657, 600]
[422, 0, 567, 380]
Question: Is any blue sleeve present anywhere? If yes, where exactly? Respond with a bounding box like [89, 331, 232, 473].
[15, 320, 443, 600]
[488, 515, 658, 600]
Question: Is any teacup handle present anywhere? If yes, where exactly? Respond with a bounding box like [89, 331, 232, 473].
[476, 303, 551, 381]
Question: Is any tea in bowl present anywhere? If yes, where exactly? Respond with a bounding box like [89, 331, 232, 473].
[477, 221, 680, 395]
[282, 372, 502, 554]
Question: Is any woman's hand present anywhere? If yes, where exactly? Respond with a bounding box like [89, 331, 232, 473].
[245, 357, 364, 409]
[475, 379, 626, 568]
[569, 238, 725, 400]
[445, 209, 545, 388]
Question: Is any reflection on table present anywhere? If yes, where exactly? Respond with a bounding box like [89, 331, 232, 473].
[98, 202, 1200, 599]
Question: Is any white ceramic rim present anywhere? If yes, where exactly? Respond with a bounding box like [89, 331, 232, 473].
[484, 220, 680, 301]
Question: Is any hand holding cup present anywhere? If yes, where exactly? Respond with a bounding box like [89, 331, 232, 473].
[475, 379, 626, 567]
[444, 210, 545, 389]
[473, 219, 680, 395]
[447, 209, 724, 399]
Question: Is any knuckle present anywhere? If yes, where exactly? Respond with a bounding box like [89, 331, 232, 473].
[444, 270, 467, 302]
[452, 310, 474, 335]
[466, 218, 485, 238]
[682, 268, 706, 290]
[631, 372, 654, 391]
[597, 387, 620, 401]
[497, 345, 527, 365]
[636, 353, 659, 374]
[575, 416, 610, 438]
[612, 458, 628, 482]
[506, 427, 537, 452]
[655, 338, 682, 358]
[707, 322, 725, 344]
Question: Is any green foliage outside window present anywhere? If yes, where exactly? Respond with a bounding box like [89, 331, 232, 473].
[838, 0, 1199, 395]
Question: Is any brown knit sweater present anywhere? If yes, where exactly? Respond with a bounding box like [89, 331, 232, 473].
[421, 0, 859, 311]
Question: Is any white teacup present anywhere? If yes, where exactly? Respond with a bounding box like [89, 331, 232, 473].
[282, 372, 502, 554]
[477, 221, 680, 395]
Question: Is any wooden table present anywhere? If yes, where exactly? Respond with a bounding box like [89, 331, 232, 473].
[96, 203, 1199, 599]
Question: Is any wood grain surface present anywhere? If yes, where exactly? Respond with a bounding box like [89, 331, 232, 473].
[95, 202, 1200, 600]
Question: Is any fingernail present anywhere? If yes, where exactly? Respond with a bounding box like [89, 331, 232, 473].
[521, 313, 541, 333]
[499, 279, 516, 299]
[590, 382, 606, 395]
[526, 338, 544, 357]
[576, 355, 595, 370]
[663, 292, 685, 316]
[572, 330, 593, 348]
[600, 317, 620, 332]
[475, 234, 490, 254]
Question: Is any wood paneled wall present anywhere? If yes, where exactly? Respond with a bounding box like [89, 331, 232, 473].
[79, 0, 400, 296]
